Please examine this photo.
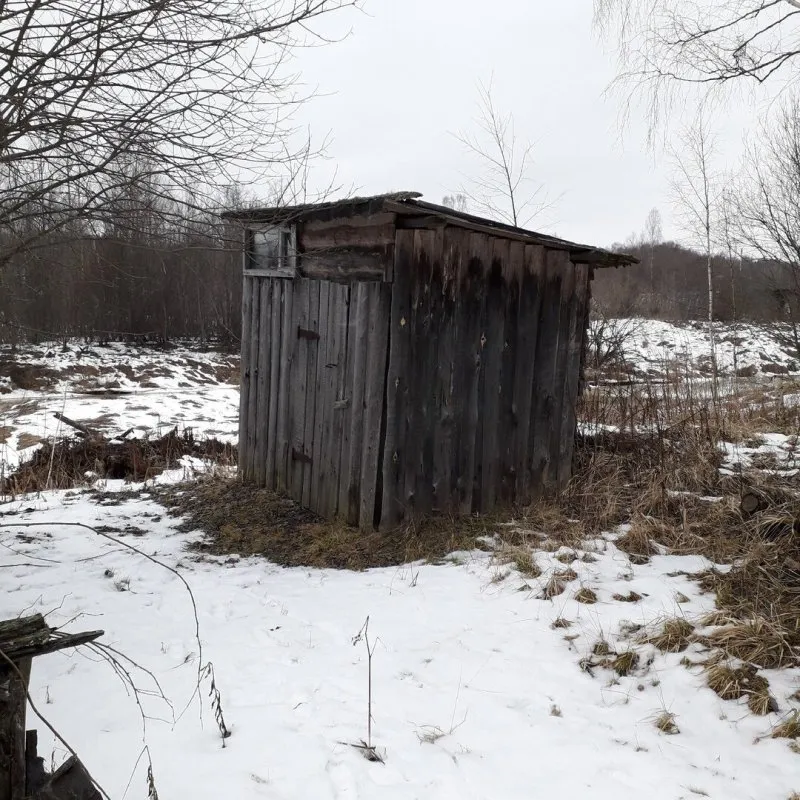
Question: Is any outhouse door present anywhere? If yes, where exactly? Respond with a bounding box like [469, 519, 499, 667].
[282, 278, 391, 527]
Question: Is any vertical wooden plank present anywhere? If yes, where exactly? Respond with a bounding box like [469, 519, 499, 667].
[478, 237, 508, 514]
[289, 279, 310, 500]
[405, 229, 437, 517]
[276, 280, 294, 493]
[322, 283, 348, 517]
[342, 283, 370, 524]
[265, 280, 282, 489]
[309, 280, 330, 514]
[454, 232, 488, 515]
[336, 286, 356, 520]
[0, 658, 30, 800]
[557, 263, 590, 489]
[432, 230, 458, 512]
[237, 275, 253, 476]
[254, 280, 273, 486]
[359, 282, 391, 529]
[513, 245, 545, 505]
[245, 279, 262, 482]
[380, 231, 414, 529]
[529, 250, 566, 497]
[301, 282, 321, 508]
[547, 258, 576, 488]
[498, 243, 522, 505]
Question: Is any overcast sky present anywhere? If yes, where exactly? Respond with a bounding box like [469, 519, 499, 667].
[287, 0, 761, 250]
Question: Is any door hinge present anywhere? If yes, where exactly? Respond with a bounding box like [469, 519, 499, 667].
[297, 327, 320, 341]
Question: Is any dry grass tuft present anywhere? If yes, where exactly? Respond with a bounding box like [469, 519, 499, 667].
[613, 591, 643, 603]
[551, 617, 573, 629]
[645, 618, 695, 653]
[555, 550, 577, 564]
[612, 650, 639, 676]
[655, 711, 680, 735]
[772, 711, 800, 739]
[705, 660, 775, 716]
[541, 573, 567, 599]
[494, 545, 542, 578]
[575, 586, 598, 605]
[700, 610, 734, 627]
[557, 567, 579, 582]
[616, 517, 660, 561]
[593, 639, 612, 656]
[748, 685, 780, 716]
[581, 552, 599, 563]
[675, 592, 690, 604]
[707, 618, 797, 670]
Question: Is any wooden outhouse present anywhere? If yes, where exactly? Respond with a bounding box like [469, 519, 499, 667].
[222, 192, 634, 530]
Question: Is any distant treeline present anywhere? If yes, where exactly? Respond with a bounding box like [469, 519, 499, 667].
[1, 231, 797, 348]
[593, 240, 795, 323]
[0, 227, 241, 347]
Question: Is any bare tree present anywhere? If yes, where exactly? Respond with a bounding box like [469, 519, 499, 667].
[731, 97, 800, 357]
[454, 80, 555, 228]
[0, 0, 357, 264]
[641, 207, 662, 311]
[670, 108, 721, 371]
[441, 194, 469, 213]
[594, 1, 800, 132]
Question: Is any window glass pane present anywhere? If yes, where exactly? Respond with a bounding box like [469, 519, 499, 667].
[251, 229, 282, 270]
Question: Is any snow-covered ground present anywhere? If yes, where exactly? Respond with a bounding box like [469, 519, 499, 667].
[2, 481, 798, 800]
[591, 318, 800, 379]
[1, 335, 799, 798]
[0, 341, 239, 473]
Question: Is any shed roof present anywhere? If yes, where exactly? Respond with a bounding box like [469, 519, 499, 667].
[222, 192, 637, 268]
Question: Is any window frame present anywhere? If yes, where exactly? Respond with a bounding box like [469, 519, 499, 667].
[244, 224, 297, 278]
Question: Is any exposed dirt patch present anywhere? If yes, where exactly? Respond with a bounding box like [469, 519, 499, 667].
[3, 429, 236, 492]
[0, 425, 11, 444]
[16, 433, 42, 450]
[0, 362, 60, 391]
[158, 476, 492, 570]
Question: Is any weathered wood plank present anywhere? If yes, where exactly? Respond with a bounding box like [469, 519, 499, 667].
[301, 282, 321, 508]
[557, 263, 591, 489]
[309, 280, 331, 514]
[380, 230, 414, 529]
[359, 281, 391, 529]
[289, 279, 310, 500]
[405, 229, 437, 516]
[513, 245, 545, 504]
[298, 212, 396, 248]
[275, 280, 294, 493]
[322, 282, 348, 517]
[0, 657, 30, 800]
[478, 237, 508, 513]
[547, 257, 576, 489]
[529, 250, 565, 497]
[245, 279, 262, 482]
[254, 280, 273, 486]
[299, 247, 390, 283]
[451, 232, 488, 515]
[498, 242, 522, 505]
[342, 282, 370, 524]
[432, 230, 458, 512]
[237, 275, 254, 476]
[265, 280, 282, 489]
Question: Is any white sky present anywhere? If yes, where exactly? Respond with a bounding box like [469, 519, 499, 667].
[289, 0, 760, 249]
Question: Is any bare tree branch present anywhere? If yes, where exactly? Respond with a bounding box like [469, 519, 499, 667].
[595, 0, 800, 135]
[453, 79, 556, 228]
[0, 0, 359, 262]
